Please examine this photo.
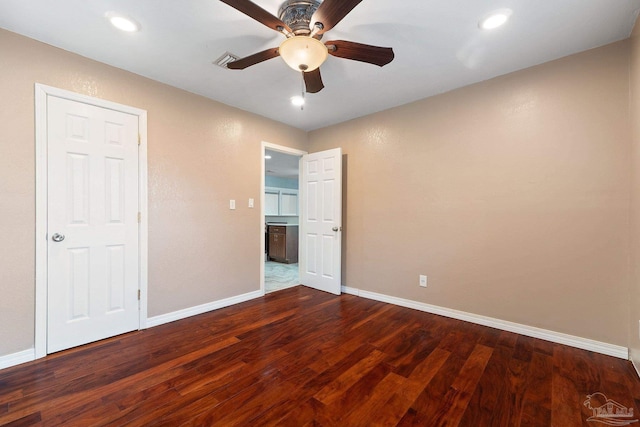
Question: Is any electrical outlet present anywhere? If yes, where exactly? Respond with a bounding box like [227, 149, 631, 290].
[229, 199, 236, 210]
[419, 275, 427, 288]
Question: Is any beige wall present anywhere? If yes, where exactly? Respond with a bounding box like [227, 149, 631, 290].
[309, 41, 631, 346]
[0, 29, 307, 356]
[630, 21, 640, 366]
[0, 25, 635, 359]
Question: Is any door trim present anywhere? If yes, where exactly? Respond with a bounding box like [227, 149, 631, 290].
[261, 142, 307, 294]
[34, 84, 148, 359]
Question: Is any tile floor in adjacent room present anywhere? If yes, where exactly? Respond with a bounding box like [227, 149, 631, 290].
[265, 261, 299, 293]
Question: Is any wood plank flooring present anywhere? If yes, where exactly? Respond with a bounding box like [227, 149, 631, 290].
[1, 286, 639, 426]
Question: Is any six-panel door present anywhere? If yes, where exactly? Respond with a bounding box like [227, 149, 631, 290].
[300, 148, 342, 295]
[47, 95, 140, 353]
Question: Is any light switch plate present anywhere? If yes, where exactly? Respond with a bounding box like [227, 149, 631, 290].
[248, 198, 254, 208]
[230, 199, 236, 210]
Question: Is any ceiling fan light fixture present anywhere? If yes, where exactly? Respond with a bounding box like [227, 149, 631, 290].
[479, 9, 512, 30]
[279, 36, 328, 72]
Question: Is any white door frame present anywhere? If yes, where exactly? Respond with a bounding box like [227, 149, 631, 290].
[261, 141, 307, 294]
[34, 84, 148, 359]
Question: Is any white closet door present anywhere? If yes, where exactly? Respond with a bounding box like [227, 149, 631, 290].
[47, 95, 140, 353]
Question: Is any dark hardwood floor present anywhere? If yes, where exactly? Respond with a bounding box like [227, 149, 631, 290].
[1, 286, 639, 426]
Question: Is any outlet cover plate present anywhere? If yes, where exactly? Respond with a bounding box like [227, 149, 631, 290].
[419, 275, 427, 288]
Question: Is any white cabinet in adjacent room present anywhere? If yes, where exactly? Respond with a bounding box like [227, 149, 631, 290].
[265, 187, 298, 216]
[265, 189, 280, 216]
[280, 189, 298, 216]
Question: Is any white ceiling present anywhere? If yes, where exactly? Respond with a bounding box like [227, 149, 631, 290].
[1, 0, 639, 131]
[265, 149, 299, 179]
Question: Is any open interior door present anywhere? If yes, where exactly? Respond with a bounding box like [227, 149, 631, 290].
[300, 148, 342, 295]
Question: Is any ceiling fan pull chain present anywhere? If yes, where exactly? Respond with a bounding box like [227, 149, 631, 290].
[300, 72, 305, 111]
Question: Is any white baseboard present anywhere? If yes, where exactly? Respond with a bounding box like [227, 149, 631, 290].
[147, 290, 263, 328]
[0, 348, 35, 370]
[342, 286, 628, 359]
[630, 349, 640, 378]
[342, 285, 359, 296]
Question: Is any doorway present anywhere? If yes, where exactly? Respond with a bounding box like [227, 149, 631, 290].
[263, 144, 305, 293]
[261, 142, 344, 296]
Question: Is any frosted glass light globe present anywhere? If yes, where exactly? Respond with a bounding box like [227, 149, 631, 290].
[279, 36, 328, 72]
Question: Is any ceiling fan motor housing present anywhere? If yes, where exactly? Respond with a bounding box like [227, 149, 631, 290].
[278, 0, 322, 36]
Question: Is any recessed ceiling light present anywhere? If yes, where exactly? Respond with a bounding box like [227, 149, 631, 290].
[106, 12, 140, 32]
[265, 155, 272, 160]
[291, 96, 305, 107]
[479, 9, 512, 30]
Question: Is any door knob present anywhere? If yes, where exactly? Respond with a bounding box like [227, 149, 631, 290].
[332, 227, 340, 232]
[51, 233, 65, 242]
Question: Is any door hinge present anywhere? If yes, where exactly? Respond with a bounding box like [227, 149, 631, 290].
[138, 289, 141, 300]
[138, 134, 141, 146]
[138, 212, 141, 223]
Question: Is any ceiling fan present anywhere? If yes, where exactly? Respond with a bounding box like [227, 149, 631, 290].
[219, 0, 395, 93]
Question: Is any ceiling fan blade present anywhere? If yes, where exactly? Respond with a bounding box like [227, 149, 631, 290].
[220, 0, 292, 34]
[310, 0, 363, 35]
[226, 48, 280, 70]
[303, 68, 324, 93]
[326, 40, 394, 67]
